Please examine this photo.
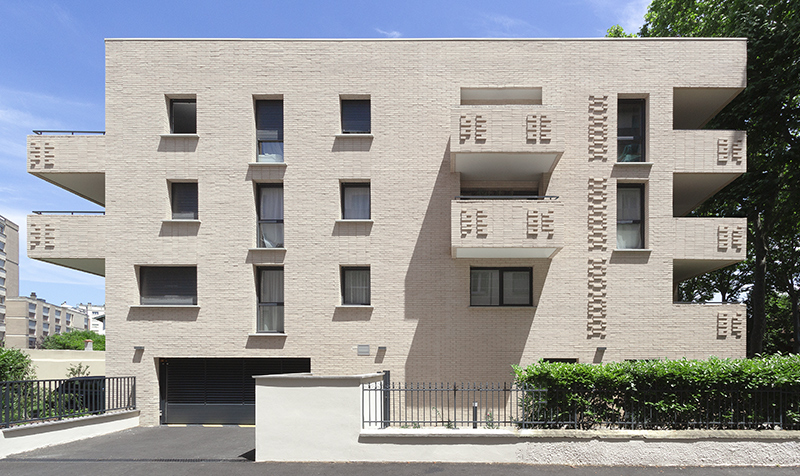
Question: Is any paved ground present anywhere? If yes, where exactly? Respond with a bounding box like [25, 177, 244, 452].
[1, 426, 799, 476]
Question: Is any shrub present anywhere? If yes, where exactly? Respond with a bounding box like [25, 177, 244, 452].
[41, 330, 105, 351]
[0, 348, 36, 381]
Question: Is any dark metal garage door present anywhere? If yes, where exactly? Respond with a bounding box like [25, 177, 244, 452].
[159, 357, 310, 425]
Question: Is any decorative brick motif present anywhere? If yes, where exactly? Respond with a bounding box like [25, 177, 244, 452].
[588, 178, 608, 251]
[527, 209, 555, 237]
[28, 139, 55, 170]
[717, 138, 745, 165]
[459, 115, 472, 141]
[29, 222, 56, 251]
[718, 225, 745, 252]
[474, 115, 487, 141]
[460, 209, 473, 237]
[526, 209, 539, 235]
[587, 258, 607, 337]
[588, 95, 608, 162]
[526, 114, 552, 144]
[540, 210, 555, 235]
[475, 209, 488, 236]
[717, 311, 744, 338]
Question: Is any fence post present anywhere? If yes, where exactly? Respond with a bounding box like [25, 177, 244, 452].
[473, 401, 478, 429]
[382, 370, 390, 429]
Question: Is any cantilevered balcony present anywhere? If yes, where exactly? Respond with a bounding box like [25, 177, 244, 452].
[27, 132, 106, 206]
[673, 217, 746, 283]
[28, 212, 105, 276]
[450, 108, 564, 181]
[672, 130, 746, 216]
[451, 198, 563, 259]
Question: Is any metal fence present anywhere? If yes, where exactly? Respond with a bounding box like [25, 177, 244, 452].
[1, 376, 136, 428]
[363, 380, 800, 430]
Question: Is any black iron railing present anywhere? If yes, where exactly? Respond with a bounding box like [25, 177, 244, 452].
[1, 376, 136, 428]
[32, 130, 105, 135]
[455, 195, 559, 200]
[363, 382, 800, 430]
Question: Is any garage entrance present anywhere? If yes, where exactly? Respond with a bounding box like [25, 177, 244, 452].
[159, 357, 310, 425]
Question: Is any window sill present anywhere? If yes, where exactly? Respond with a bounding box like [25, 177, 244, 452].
[613, 248, 652, 253]
[130, 305, 200, 309]
[161, 219, 201, 224]
[614, 161, 653, 166]
[335, 305, 374, 309]
[159, 133, 199, 138]
[248, 332, 288, 337]
[334, 133, 373, 138]
[248, 247, 287, 252]
[335, 219, 373, 224]
[248, 161, 286, 166]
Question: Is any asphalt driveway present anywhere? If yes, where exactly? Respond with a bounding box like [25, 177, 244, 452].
[1, 426, 798, 476]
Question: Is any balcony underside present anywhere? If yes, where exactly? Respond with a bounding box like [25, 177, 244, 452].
[31, 172, 105, 206]
[32, 257, 105, 277]
[674, 258, 739, 283]
[453, 247, 560, 259]
[673, 87, 743, 130]
[452, 153, 560, 181]
[673, 173, 739, 217]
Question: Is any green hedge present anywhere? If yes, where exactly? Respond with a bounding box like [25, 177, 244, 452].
[512, 355, 800, 429]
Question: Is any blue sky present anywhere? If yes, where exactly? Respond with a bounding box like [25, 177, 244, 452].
[0, 0, 649, 307]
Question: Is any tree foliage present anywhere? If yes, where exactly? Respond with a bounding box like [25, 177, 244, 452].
[0, 348, 36, 381]
[41, 330, 105, 351]
[626, 0, 800, 355]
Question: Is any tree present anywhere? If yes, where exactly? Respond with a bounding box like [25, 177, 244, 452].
[0, 348, 36, 381]
[632, 0, 800, 356]
[41, 330, 105, 351]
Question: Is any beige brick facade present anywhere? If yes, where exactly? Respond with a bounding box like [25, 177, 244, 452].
[26, 39, 747, 425]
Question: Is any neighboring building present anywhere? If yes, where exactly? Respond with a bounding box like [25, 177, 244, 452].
[25, 38, 747, 425]
[5, 293, 90, 349]
[0, 215, 20, 343]
[71, 302, 106, 335]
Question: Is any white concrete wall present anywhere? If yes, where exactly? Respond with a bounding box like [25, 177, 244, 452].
[255, 373, 800, 465]
[27, 349, 105, 380]
[0, 410, 139, 459]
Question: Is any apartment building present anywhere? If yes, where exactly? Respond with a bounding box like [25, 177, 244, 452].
[5, 293, 90, 349]
[0, 215, 20, 342]
[73, 302, 106, 335]
[26, 38, 747, 425]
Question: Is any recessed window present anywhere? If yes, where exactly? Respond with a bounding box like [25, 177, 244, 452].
[470, 268, 532, 307]
[617, 184, 645, 249]
[617, 99, 645, 162]
[139, 266, 197, 305]
[256, 100, 284, 162]
[342, 267, 370, 305]
[341, 99, 370, 134]
[257, 184, 284, 248]
[341, 183, 370, 219]
[258, 267, 284, 333]
[171, 182, 198, 220]
[170, 99, 196, 134]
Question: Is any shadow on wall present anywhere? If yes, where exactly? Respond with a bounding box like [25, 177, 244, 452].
[402, 141, 536, 384]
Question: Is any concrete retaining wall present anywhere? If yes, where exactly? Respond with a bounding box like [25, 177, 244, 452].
[27, 349, 105, 380]
[0, 410, 139, 459]
[254, 373, 800, 466]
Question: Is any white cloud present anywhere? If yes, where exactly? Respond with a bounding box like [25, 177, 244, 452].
[480, 14, 542, 38]
[586, 0, 650, 34]
[375, 28, 402, 38]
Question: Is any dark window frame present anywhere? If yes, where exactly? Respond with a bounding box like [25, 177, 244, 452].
[255, 99, 284, 162]
[139, 266, 197, 306]
[616, 183, 645, 249]
[170, 98, 197, 134]
[617, 98, 646, 162]
[340, 99, 371, 134]
[470, 267, 533, 307]
[341, 182, 371, 220]
[257, 267, 284, 333]
[170, 182, 198, 220]
[256, 183, 284, 248]
[341, 266, 371, 306]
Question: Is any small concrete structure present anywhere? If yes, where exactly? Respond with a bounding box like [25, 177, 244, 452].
[254, 373, 800, 466]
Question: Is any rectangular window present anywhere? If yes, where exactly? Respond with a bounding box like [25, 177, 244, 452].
[0, 277, 4, 287]
[341, 99, 370, 134]
[257, 184, 284, 248]
[28, 338, 35, 349]
[139, 266, 197, 305]
[342, 267, 370, 305]
[617, 184, 645, 249]
[470, 268, 532, 307]
[258, 267, 284, 333]
[341, 183, 370, 219]
[55, 325, 61, 333]
[171, 182, 198, 220]
[256, 100, 284, 162]
[170, 98, 197, 134]
[617, 99, 645, 162]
